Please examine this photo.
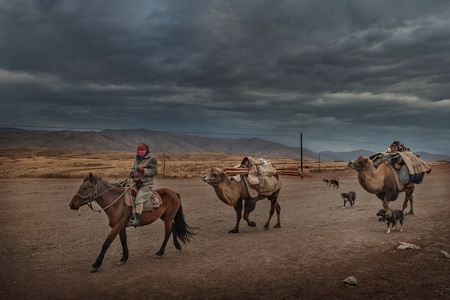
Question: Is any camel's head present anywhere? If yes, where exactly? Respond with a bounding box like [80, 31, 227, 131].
[350, 156, 370, 171]
[202, 167, 226, 186]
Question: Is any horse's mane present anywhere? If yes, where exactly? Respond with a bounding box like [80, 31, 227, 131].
[83, 174, 96, 182]
[83, 174, 125, 191]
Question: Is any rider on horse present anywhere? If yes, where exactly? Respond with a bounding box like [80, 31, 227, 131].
[129, 143, 159, 227]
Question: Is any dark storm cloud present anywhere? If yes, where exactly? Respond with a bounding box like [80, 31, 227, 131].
[1, 0, 449, 154]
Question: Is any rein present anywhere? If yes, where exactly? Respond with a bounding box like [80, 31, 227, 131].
[77, 180, 130, 212]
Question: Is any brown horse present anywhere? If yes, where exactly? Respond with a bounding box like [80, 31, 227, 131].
[69, 173, 195, 273]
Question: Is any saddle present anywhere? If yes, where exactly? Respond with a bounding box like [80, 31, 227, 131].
[124, 179, 162, 211]
[243, 175, 281, 198]
[370, 150, 431, 185]
[235, 156, 280, 197]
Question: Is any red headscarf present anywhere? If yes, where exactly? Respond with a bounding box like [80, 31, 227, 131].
[137, 143, 148, 157]
[137, 143, 147, 151]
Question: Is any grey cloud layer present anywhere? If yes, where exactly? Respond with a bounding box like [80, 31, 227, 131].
[1, 0, 449, 153]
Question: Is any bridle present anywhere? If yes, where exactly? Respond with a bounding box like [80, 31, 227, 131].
[76, 180, 128, 212]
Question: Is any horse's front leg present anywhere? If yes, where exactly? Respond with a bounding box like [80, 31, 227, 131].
[117, 227, 129, 266]
[243, 199, 257, 228]
[229, 199, 243, 234]
[90, 226, 121, 273]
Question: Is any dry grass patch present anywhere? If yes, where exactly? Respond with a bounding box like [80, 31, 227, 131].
[1, 147, 380, 179]
[1, 148, 314, 179]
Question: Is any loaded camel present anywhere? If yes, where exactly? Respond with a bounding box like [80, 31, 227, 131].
[349, 156, 415, 215]
[202, 167, 281, 233]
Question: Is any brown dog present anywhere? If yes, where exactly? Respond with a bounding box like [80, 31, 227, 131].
[376, 208, 404, 233]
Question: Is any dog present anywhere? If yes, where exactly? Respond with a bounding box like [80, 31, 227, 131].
[341, 191, 356, 207]
[323, 177, 339, 189]
[330, 177, 339, 189]
[376, 208, 404, 233]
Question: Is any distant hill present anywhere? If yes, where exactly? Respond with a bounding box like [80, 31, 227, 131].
[414, 152, 449, 162]
[0, 128, 448, 162]
[319, 150, 375, 162]
[0, 128, 130, 151]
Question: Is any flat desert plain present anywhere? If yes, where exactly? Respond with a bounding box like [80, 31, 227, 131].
[0, 149, 449, 299]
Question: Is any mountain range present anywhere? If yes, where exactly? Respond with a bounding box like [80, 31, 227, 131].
[1, 127, 448, 162]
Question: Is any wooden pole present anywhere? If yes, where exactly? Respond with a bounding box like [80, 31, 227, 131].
[300, 132, 303, 179]
[319, 152, 321, 174]
[163, 152, 166, 177]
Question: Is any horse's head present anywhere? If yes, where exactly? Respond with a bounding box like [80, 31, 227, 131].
[202, 168, 226, 186]
[69, 173, 100, 210]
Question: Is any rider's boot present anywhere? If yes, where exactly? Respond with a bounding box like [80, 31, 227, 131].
[132, 213, 141, 227]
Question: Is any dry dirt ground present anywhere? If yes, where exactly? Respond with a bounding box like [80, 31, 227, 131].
[0, 160, 449, 299]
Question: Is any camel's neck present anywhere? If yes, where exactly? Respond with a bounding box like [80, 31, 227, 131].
[357, 163, 386, 194]
[212, 178, 247, 207]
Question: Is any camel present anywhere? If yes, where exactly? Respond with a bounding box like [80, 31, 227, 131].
[349, 156, 415, 215]
[202, 167, 281, 233]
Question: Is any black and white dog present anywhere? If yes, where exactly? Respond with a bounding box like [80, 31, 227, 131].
[323, 177, 339, 189]
[341, 191, 356, 207]
[376, 208, 405, 233]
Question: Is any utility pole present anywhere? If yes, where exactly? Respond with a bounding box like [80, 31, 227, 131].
[300, 132, 303, 179]
[319, 152, 321, 173]
[163, 152, 166, 177]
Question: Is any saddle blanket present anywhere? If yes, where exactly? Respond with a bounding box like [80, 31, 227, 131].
[125, 189, 162, 211]
[397, 151, 432, 175]
[370, 151, 431, 175]
[371, 150, 431, 185]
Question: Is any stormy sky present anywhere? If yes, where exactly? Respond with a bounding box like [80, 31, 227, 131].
[1, 0, 449, 154]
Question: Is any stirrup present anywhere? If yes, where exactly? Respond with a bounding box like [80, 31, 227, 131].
[128, 216, 137, 227]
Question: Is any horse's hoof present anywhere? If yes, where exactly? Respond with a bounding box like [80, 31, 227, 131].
[153, 254, 162, 259]
[248, 221, 256, 227]
[228, 229, 239, 234]
[274, 224, 281, 229]
[263, 226, 269, 231]
[117, 260, 126, 266]
[89, 266, 99, 273]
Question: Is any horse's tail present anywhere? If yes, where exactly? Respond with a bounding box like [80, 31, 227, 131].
[173, 193, 196, 244]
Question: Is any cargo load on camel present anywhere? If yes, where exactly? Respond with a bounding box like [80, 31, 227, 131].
[223, 156, 280, 197]
[369, 141, 431, 185]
